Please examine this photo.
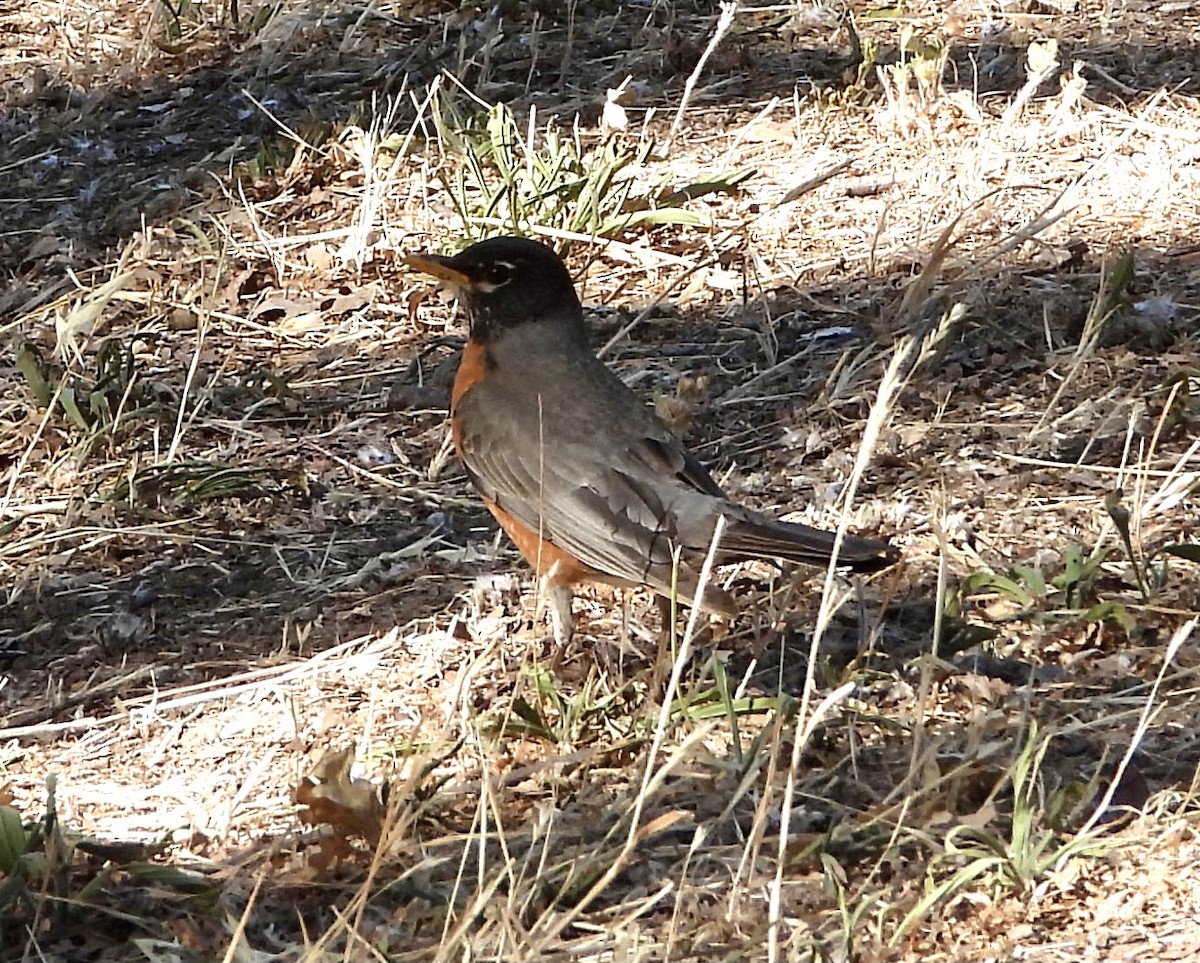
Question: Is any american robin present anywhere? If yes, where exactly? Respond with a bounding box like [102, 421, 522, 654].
[403, 236, 898, 646]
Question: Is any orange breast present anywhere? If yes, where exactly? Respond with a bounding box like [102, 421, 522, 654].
[483, 497, 597, 587]
[451, 339, 494, 456]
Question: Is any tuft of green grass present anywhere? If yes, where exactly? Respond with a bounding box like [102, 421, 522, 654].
[890, 723, 1121, 947]
[956, 543, 1135, 638]
[484, 661, 638, 749]
[108, 461, 309, 509]
[432, 92, 752, 246]
[16, 337, 164, 460]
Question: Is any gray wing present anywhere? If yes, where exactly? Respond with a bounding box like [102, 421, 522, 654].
[455, 349, 728, 599]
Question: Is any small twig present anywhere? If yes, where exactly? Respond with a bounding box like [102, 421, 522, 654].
[718, 95, 779, 168]
[0, 666, 156, 731]
[667, 1, 739, 148]
[1071, 617, 1194, 841]
[0, 149, 57, 176]
[994, 450, 1196, 479]
[842, 169, 916, 198]
[558, 0, 577, 81]
[776, 157, 857, 205]
[523, 13, 542, 95]
[1082, 58, 1139, 96]
[596, 249, 727, 359]
[165, 310, 210, 463]
[718, 346, 818, 403]
[238, 87, 329, 156]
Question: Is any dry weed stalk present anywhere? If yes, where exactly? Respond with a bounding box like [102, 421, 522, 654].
[667, 1, 739, 149]
[1001, 39, 1060, 127]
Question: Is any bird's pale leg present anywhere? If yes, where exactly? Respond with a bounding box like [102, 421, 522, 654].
[545, 581, 575, 666]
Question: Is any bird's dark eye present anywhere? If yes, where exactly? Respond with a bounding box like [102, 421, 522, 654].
[483, 260, 516, 286]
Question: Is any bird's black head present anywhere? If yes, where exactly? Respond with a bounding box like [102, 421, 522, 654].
[403, 236, 584, 344]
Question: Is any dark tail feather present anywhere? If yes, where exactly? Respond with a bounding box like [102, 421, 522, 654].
[722, 515, 899, 573]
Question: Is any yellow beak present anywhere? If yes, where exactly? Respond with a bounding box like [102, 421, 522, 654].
[401, 253, 473, 288]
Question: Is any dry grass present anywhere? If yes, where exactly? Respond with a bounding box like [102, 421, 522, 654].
[2, 1, 1200, 960]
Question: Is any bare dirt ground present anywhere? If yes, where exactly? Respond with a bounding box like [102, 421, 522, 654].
[1, 1, 1199, 960]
